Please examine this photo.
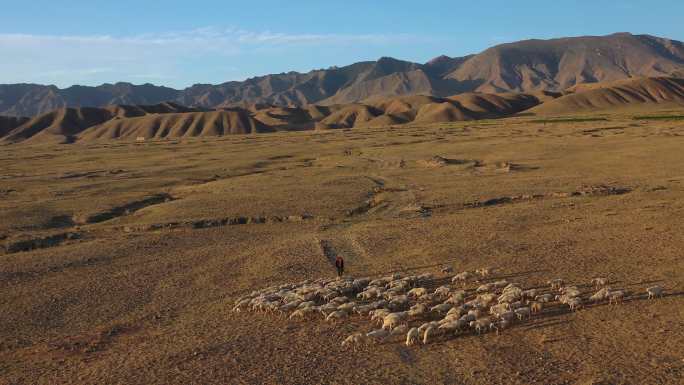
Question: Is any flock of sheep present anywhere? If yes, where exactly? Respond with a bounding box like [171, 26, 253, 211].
[232, 266, 665, 348]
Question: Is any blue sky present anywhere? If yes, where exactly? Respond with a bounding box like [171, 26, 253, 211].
[1, 0, 683, 89]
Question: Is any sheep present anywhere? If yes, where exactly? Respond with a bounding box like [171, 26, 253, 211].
[390, 324, 409, 337]
[232, 298, 252, 312]
[591, 277, 609, 288]
[423, 325, 437, 345]
[366, 328, 390, 342]
[326, 310, 348, 322]
[407, 287, 428, 299]
[318, 303, 339, 316]
[370, 309, 391, 324]
[530, 301, 543, 314]
[438, 321, 462, 335]
[608, 290, 625, 305]
[476, 283, 496, 293]
[445, 291, 467, 305]
[452, 271, 474, 286]
[476, 267, 494, 278]
[508, 301, 526, 311]
[535, 293, 554, 303]
[279, 301, 301, 313]
[337, 302, 356, 313]
[490, 319, 510, 335]
[459, 313, 476, 323]
[477, 293, 497, 306]
[514, 307, 531, 320]
[406, 327, 421, 346]
[430, 303, 453, 314]
[568, 297, 583, 311]
[408, 303, 428, 318]
[354, 304, 375, 316]
[382, 312, 408, 330]
[341, 333, 367, 349]
[646, 286, 664, 299]
[441, 266, 454, 274]
[493, 280, 509, 288]
[297, 301, 316, 309]
[470, 318, 492, 334]
[589, 287, 612, 303]
[352, 278, 371, 291]
[289, 307, 317, 320]
[417, 321, 440, 335]
[388, 295, 410, 311]
[522, 289, 537, 300]
[548, 279, 564, 290]
[489, 303, 509, 317]
[499, 311, 516, 323]
[330, 296, 349, 305]
[467, 309, 482, 318]
[433, 286, 451, 297]
[560, 286, 581, 297]
[446, 306, 466, 318]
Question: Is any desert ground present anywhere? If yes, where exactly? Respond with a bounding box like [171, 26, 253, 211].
[1, 111, 684, 385]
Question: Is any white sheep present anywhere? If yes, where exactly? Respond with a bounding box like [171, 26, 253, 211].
[489, 303, 509, 317]
[370, 309, 391, 324]
[382, 312, 408, 330]
[325, 310, 348, 322]
[446, 306, 466, 318]
[591, 277, 608, 288]
[423, 325, 437, 345]
[406, 327, 421, 346]
[646, 286, 664, 299]
[499, 311, 516, 322]
[297, 301, 316, 309]
[560, 286, 581, 297]
[491, 319, 510, 335]
[569, 297, 583, 311]
[433, 286, 451, 297]
[608, 290, 625, 305]
[470, 318, 492, 334]
[514, 307, 531, 320]
[366, 328, 390, 342]
[445, 291, 467, 305]
[476, 267, 493, 278]
[548, 278, 564, 290]
[522, 289, 537, 300]
[430, 303, 453, 314]
[390, 324, 409, 336]
[476, 283, 496, 293]
[341, 333, 367, 349]
[438, 320, 462, 335]
[589, 287, 611, 302]
[408, 303, 428, 318]
[337, 302, 356, 313]
[407, 287, 428, 299]
[289, 307, 316, 320]
[452, 271, 474, 286]
[534, 293, 553, 303]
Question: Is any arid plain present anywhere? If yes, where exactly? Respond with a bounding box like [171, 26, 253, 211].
[1, 110, 684, 385]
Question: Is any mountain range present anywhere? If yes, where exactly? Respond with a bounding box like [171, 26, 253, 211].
[2, 76, 684, 145]
[2, 32, 683, 117]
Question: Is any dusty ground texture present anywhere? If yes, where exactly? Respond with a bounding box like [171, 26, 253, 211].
[1, 111, 684, 385]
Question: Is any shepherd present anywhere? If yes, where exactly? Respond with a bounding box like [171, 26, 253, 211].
[335, 255, 345, 277]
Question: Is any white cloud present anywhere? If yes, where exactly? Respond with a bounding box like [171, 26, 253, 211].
[0, 27, 429, 88]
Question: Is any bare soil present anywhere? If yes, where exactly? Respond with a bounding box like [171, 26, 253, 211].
[1, 112, 683, 384]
